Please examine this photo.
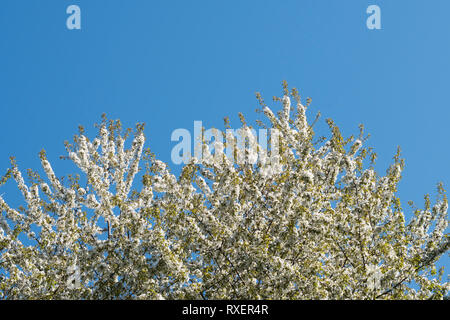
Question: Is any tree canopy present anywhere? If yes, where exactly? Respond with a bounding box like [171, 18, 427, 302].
[0, 83, 448, 299]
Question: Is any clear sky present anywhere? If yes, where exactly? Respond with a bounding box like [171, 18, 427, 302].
[0, 1, 449, 272]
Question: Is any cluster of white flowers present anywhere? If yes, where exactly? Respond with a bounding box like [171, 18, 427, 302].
[0, 86, 448, 300]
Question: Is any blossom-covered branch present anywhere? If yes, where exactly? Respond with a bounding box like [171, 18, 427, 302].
[0, 83, 448, 299]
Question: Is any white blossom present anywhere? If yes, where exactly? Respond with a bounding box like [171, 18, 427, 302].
[0, 85, 448, 300]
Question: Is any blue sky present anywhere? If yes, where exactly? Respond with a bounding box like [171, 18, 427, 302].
[0, 1, 449, 273]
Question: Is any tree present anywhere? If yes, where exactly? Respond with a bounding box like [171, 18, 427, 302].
[0, 83, 448, 299]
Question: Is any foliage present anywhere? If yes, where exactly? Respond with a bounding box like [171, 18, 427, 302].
[0, 83, 448, 299]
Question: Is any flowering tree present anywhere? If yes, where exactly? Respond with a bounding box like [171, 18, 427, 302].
[0, 83, 448, 299]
